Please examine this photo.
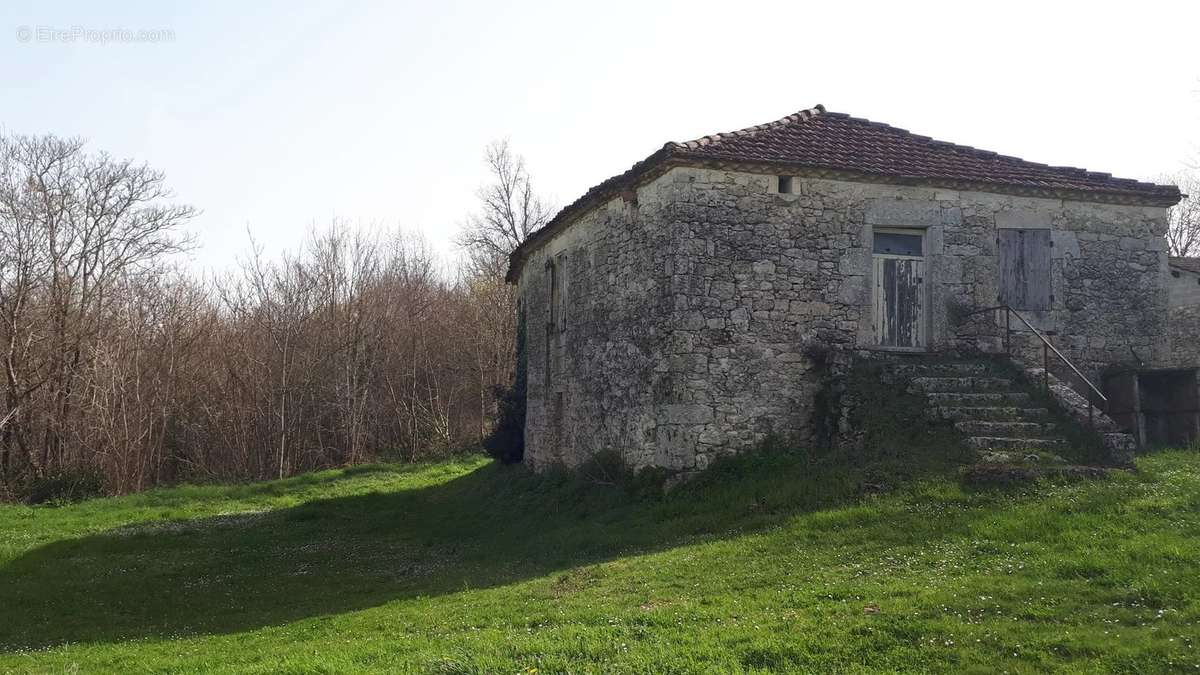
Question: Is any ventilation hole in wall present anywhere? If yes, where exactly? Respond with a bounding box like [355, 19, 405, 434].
[1172, 270, 1181, 278]
[778, 176, 793, 194]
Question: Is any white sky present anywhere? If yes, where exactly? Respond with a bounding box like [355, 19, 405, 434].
[2, 1, 1198, 273]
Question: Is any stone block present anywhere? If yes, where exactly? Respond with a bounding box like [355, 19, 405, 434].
[995, 208, 1051, 230]
[711, 280, 736, 300]
[865, 199, 942, 227]
[661, 404, 714, 425]
[1051, 230, 1080, 259]
[1119, 236, 1145, 251]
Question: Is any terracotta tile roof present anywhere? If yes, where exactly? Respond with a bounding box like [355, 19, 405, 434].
[1170, 257, 1200, 275]
[671, 105, 1180, 201]
[507, 105, 1182, 281]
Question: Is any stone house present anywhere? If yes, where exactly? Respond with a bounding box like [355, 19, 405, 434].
[505, 105, 1183, 471]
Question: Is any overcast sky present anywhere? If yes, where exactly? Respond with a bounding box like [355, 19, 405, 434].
[2, 1, 1198, 272]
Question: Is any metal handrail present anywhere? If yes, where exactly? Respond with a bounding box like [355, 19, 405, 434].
[962, 304, 1107, 428]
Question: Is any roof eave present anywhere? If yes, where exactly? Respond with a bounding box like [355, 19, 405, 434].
[505, 156, 1182, 284]
[504, 144, 682, 283]
[669, 153, 1182, 206]
[1169, 258, 1200, 275]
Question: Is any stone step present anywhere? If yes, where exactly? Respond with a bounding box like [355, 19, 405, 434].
[955, 420, 1060, 437]
[966, 436, 1067, 451]
[926, 392, 1032, 406]
[883, 361, 988, 377]
[973, 449, 1070, 465]
[933, 406, 1052, 422]
[910, 376, 1016, 393]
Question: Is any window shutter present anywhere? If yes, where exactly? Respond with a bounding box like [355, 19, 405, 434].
[998, 229, 1051, 311]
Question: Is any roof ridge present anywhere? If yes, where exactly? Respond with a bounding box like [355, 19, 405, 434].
[672, 104, 827, 151]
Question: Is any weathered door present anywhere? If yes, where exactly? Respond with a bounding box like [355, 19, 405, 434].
[872, 229, 926, 348]
[998, 229, 1051, 310]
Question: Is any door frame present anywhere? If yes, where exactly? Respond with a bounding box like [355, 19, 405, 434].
[871, 227, 928, 350]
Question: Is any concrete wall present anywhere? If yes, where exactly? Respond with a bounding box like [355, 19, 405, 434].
[516, 167, 1173, 471]
[1168, 265, 1200, 366]
[1169, 306, 1200, 367]
[1169, 265, 1200, 308]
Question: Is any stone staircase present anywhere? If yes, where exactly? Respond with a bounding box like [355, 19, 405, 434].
[883, 359, 1068, 452]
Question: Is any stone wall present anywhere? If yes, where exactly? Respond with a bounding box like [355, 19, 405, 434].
[516, 187, 675, 470]
[651, 170, 866, 469]
[516, 166, 1172, 472]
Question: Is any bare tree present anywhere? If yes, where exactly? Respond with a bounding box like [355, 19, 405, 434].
[455, 140, 553, 279]
[453, 141, 552, 441]
[1166, 170, 1200, 258]
[0, 131, 553, 500]
[0, 132, 196, 486]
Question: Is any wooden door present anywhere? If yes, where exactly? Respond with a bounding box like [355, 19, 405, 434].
[872, 230, 925, 348]
[999, 229, 1051, 310]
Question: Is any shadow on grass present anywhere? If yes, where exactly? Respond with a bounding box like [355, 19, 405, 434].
[0, 443, 975, 652]
[0, 364, 976, 652]
[112, 461, 438, 507]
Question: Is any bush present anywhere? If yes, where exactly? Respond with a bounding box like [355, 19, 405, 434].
[25, 468, 106, 505]
[482, 382, 525, 464]
[483, 309, 526, 464]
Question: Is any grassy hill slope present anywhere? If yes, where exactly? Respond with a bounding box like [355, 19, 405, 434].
[1, 443, 1199, 673]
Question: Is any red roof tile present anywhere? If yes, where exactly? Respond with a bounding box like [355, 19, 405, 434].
[672, 105, 1179, 200]
[508, 105, 1181, 281]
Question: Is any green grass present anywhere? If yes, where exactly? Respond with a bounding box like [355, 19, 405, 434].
[2, 443, 1200, 673]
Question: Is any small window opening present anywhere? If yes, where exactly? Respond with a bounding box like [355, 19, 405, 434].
[1171, 270, 1181, 278]
[550, 253, 567, 333]
[544, 260, 556, 387]
[544, 336, 552, 388]
[873, 232, 923, 257]
[546, 260, 557, 328]
[777, 176, 793, 194]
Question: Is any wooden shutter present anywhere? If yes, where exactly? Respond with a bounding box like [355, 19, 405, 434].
[999, 229, 1051, 310]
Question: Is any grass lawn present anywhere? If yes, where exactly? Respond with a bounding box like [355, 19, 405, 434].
[1, 441, 1199, 673]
